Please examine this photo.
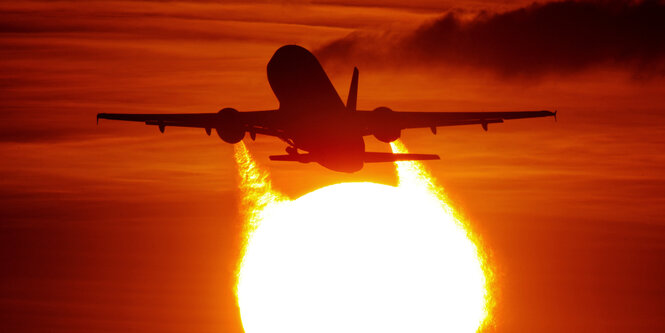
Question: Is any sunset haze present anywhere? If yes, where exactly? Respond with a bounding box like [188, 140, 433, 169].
[2, 1, 665, 332]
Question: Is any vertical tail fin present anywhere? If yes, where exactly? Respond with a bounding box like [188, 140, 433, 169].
[346, 67, 358, 112]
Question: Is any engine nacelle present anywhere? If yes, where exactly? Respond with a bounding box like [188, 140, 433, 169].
[216, 108, 245, 143]
[372, 106, 401, 143]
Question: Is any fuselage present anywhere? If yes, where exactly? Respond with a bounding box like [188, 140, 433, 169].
[267, 45, 365, 172]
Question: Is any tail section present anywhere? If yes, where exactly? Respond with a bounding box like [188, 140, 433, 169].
[346, 67, 359, 112]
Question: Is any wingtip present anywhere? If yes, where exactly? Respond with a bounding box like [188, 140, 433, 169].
[554, 110, 558, 122]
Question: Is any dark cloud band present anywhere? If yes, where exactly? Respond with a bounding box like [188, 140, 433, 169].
[316, 0, 665, 76]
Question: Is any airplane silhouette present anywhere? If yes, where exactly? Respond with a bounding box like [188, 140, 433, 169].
[97, 45, 556, 173]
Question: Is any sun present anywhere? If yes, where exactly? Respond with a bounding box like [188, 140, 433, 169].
[234, 141, 492, 333]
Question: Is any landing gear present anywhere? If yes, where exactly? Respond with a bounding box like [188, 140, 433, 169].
[286, 146, 298, 155]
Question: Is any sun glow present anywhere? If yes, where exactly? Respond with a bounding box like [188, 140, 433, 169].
[234, 141, 493, 333]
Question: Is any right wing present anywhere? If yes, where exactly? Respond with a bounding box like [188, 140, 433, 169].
[97, 110, 282, 137]
[356, 109, 556, 133]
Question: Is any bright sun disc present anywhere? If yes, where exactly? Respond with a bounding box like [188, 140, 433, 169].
[237, 181, 489, 333]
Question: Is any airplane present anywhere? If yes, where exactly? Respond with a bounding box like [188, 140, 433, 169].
[97, 45, 556, 173]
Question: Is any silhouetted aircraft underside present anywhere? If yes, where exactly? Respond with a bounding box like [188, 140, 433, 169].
[97, 45, 556, 173]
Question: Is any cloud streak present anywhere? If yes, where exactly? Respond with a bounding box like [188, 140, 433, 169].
[316, 0, 665, 76]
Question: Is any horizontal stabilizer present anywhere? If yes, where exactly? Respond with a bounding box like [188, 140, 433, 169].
[269, 152, 439, 163]
[269, 154, 313, 163]
[363, 152, 440, 163]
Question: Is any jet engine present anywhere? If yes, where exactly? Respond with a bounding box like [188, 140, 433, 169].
[372, 106, 401, 143]
[216, 108, 245, 143]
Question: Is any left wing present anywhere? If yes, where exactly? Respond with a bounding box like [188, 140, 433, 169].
[97, 110, 280, 137]
[356, 109, 556, 133]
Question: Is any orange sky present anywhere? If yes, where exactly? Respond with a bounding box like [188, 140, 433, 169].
[2, 1, 665, 332]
